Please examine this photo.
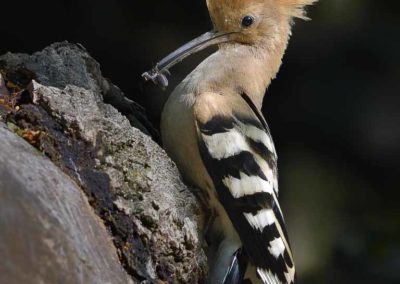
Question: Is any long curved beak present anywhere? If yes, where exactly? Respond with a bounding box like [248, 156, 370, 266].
[142, 30, 236, 87]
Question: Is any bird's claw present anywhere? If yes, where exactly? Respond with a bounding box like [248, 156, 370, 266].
[142, 68, 170, 88]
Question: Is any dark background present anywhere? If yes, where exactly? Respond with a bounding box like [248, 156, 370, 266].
[1, 1, 399, 283]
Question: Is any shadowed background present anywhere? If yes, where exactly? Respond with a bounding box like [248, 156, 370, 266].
[1, 0, 399, 283]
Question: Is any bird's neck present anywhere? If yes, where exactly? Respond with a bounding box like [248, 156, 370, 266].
[186, 25, 291, 110]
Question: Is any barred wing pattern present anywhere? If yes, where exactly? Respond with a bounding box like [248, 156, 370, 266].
[194, 93, 295, 284]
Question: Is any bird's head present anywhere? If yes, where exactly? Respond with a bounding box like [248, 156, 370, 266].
[206, 0, 316, 46]
[142, 0, 316, 87]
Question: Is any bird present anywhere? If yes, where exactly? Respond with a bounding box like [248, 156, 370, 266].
[142, 0, 316, 283]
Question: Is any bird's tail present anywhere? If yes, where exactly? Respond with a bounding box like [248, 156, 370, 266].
[217, 245, 289, 284]
[223, 253, 284, 284]
[243, 263, 287, 284]
[222, 248, 248, 284]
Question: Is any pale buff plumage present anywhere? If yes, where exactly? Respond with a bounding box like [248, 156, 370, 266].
[158, 0, 316, 283]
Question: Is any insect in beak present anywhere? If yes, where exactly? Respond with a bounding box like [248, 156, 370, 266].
[142, 30, 237, 88]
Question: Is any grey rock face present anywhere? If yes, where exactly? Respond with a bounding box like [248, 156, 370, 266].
[0, 42, 154, 136]
[0, 123, 133, 284]
[0, 42, 207, 283]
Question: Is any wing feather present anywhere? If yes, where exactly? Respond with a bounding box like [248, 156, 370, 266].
[194, 92, 295, 284]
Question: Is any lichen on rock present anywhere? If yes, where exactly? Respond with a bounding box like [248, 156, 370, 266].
[0, 42, 207, 283]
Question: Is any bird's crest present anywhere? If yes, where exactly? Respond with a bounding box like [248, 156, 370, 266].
[277, 0, 318, 20]
[206, 0, 317, 21]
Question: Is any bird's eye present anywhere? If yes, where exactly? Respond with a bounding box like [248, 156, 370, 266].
[241, 15, 255, 28]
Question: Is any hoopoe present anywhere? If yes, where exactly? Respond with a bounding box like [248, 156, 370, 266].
[143, 1, 316, 283]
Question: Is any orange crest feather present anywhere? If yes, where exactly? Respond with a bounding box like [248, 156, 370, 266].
[276, 0, 317, 20]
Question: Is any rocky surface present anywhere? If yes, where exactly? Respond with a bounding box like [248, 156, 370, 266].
[0, 123, 133, 284]
[0, 42, 207, 283]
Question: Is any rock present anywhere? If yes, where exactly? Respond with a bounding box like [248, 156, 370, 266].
[0, 123, 133, 284]
[0, 42, 155, 137]
[0, 42, 207, 283]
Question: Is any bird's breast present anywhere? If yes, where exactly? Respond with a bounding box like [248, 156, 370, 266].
[161, 89, 216, 205]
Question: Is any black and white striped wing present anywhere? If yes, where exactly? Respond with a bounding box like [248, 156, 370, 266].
[194, 97, 295, 284]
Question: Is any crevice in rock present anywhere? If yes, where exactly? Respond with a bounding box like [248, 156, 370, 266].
[0, 42, 207, 283]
